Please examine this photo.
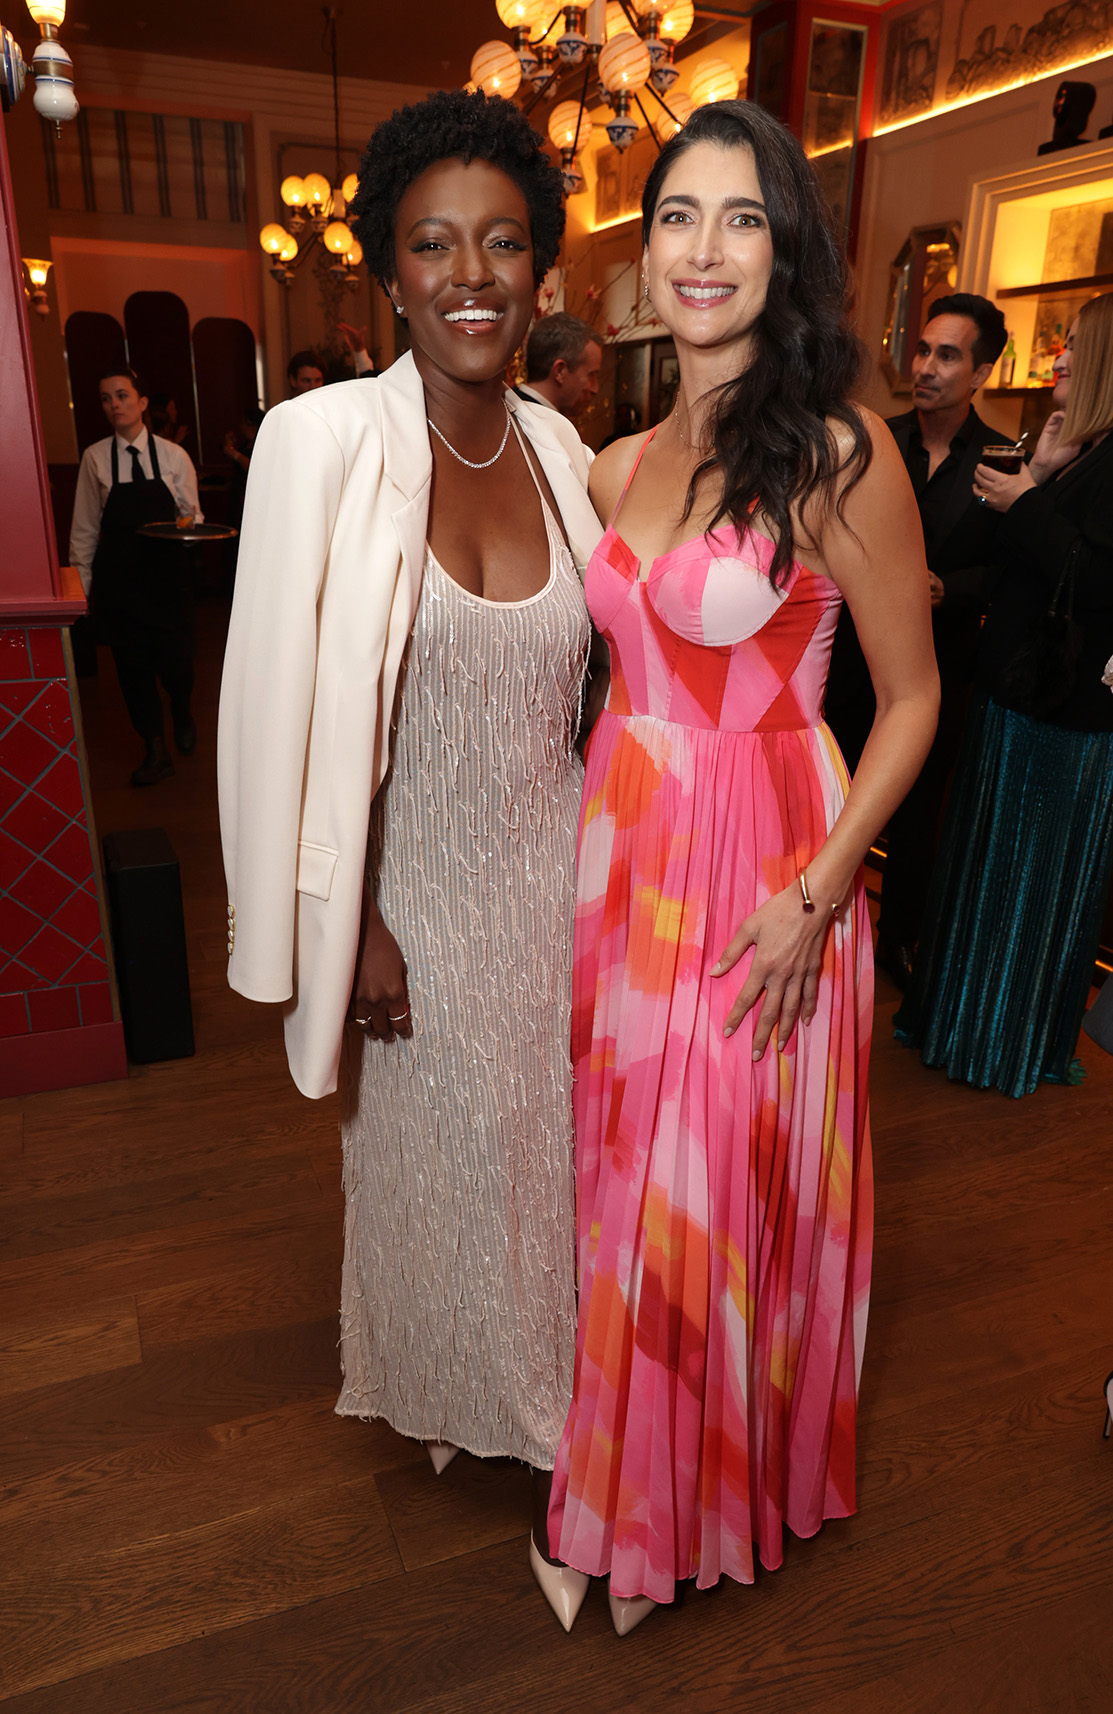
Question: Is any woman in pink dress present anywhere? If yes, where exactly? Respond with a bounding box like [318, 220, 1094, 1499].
[545, 101, 940, 1633]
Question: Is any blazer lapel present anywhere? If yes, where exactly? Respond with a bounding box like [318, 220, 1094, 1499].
[378, 350, 433, 593]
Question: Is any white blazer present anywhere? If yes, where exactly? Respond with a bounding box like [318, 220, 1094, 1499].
[217, 349, 603, 1100]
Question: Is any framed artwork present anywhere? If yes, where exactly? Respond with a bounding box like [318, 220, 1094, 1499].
[878, 1, 941, 128]
[881, 222, 960, 390]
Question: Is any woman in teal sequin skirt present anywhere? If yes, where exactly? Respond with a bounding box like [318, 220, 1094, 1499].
[897, 294, 1113, 1097]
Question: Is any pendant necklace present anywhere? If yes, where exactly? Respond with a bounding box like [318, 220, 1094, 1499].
[427, 407, 511, 470]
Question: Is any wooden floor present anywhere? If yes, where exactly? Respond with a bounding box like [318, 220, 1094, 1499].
[2, 595, 1111, 1713]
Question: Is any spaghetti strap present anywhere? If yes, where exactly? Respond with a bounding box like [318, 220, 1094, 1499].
[607, 424, 661, 531]
[509, 413, 570, 553]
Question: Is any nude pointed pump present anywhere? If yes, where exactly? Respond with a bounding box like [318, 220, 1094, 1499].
[608, 1591, 658, 1636]
[1103, 1369, 1113, 1439]
[529, 1537, 590, 1632]
[426, 1441, 459, 1474]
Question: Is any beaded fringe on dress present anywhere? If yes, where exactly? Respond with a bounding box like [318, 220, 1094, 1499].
[896, 693, 1113, 1098]
[336, 512, 589, 1469]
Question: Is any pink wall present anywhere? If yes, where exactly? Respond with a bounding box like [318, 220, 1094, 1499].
[51, 236, 261, 343]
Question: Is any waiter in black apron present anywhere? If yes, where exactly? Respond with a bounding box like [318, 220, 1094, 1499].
[70, 370, 202, 786]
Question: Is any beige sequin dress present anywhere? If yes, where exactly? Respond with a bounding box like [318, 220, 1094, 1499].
[336, 473, 590, 1469]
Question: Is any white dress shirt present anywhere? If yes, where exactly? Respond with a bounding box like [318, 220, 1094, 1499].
[69, 427, 203, 594]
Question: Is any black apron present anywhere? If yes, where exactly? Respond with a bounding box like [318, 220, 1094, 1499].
[90, 436, 190, 645]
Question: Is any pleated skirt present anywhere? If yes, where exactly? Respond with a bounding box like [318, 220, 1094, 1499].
[895, 694, 1113, 1098]
[547, 710, 874, 1602]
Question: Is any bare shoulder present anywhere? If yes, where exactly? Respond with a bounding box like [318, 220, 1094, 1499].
[587, 429, 653, 522]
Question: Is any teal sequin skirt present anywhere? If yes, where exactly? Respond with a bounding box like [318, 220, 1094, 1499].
[895, 694, 1113, 1098]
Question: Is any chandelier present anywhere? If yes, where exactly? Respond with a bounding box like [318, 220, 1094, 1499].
[258, 8, 362, 289]
[467, 0, 733, 197]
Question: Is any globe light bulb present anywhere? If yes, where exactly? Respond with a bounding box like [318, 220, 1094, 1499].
[346, 237, 364, 266]
[342, 172, 359, 205]
[658, 0, 692, 41]
[26, 0, 66, 30]
[548, 99, 593, 154]
[659, 88, 693, 133]
[278, 234, 298, 262]
[302, 172, 332, 210]
[324, 220, 354, 255]
[689, 57, 738, 106]
[259, 223, 288, 255]
[470, 40, 523, 97]
[280, 175, 307, 208]
[495, 0, 546, 32]
[598, 31, 650, 93]
[605, 1, 634, 38]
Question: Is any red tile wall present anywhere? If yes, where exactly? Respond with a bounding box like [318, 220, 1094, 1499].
[0, 625, 114, 1039]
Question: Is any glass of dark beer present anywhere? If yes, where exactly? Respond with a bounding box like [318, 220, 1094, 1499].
[981, 444, 1024, 474]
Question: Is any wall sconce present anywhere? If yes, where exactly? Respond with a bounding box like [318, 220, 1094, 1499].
[25, 0, 78, 129]
[22, 256, 53, 316]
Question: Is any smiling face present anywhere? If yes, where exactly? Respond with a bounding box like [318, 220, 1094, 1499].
[99, 374, 148, 441]
[390, 156, 537, 389]
[1051, 317, 1077, 407]
[911, 313, 991, 415]
[643, 140, 774, 365]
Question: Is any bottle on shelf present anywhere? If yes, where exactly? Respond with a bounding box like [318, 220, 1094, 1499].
[1028, 325, 1046, 385]
[1000, 331, 1016, 387]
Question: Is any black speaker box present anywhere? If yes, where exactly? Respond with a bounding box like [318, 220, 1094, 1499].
[102, 827, 195, 1063]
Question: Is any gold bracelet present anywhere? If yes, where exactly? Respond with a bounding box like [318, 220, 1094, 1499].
[798, 870, 841, 918]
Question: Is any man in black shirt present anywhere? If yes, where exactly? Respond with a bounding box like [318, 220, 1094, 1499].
[825, 293, 1009, 986]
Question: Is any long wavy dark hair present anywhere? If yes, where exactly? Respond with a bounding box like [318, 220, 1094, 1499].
[642, 101, 870, 586]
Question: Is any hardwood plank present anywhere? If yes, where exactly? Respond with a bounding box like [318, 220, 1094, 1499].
[1, 1399, 421, 1575]
[136, 1241, 341, 1349]
[0, 1296, 141, 1399]
[0, 1150, 323, 1265]
[0, 1473, 403, 1700]
[0, 1200, 341, 1324]
[374, 1451, 533, 1573]
[0, 1318, 342, 1484]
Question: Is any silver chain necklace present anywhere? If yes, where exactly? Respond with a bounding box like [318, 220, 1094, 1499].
[427, 407, 511, 470]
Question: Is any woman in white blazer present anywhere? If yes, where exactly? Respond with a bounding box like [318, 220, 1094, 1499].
[218, 90, 602, 1631]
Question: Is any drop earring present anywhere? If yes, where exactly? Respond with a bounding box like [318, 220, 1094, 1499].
[395, 303, 405, 317]
[643, 280, 650, 301]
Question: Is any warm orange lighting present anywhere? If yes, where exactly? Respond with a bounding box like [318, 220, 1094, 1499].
[278, 234, 298, 262]
[23, 256, 52, 287]
[549, 98, 593, 153]
[342, 172, 359, 205]
[657, 89, 694, 135]
[495, 0, 547, 31]
[873, 54, 1113, 137]
[689, 58, 738, 107]
[604, 1, 634, 39]
[658, 0, 692, 43]
[302, 172, 332, 210]
[324, 220, 354, 255]
[259, 223, 288, 255]
[26, 0, 65, 29]
[470, 40, 523, 97]
[345, 237, 364, 266]
[599, 32, 651, 93]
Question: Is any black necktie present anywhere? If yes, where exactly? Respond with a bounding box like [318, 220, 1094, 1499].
[127, 444, 147, 482]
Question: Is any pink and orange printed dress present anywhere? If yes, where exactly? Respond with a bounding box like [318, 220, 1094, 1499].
[547, 440, 874, 1603]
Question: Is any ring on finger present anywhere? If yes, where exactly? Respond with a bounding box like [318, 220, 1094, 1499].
[388, 1011, 409, 1023]
[354, 1015, 372, 1027]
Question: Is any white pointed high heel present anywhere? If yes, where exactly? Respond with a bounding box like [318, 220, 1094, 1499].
[529, 1537, 590, 1632]
[608, 1590, 658, 1636]
[426, 1440, 459, 1474]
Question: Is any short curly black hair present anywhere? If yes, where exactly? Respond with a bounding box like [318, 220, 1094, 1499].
[350, 88, 565, 290]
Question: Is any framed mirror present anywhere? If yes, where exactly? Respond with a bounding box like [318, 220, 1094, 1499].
[881, 222, 960, 391]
